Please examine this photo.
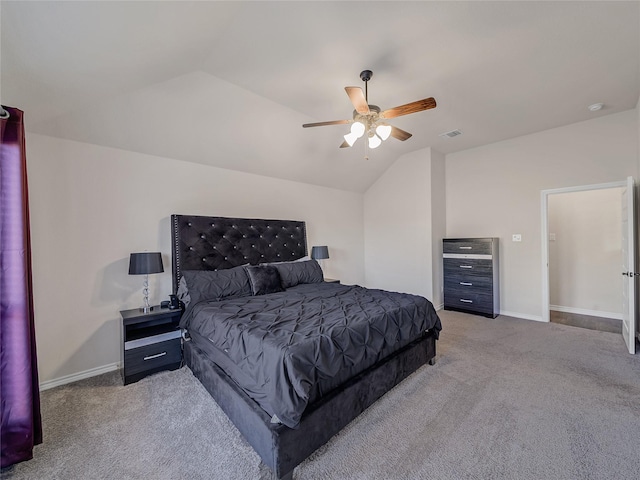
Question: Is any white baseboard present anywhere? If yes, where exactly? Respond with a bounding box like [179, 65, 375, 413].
[440, 308, 546, 322]
[435, 303, 444, 311]
[40, 362, 121, 391]
[550, 305, 622, 321]
[499, 310, 546, 322]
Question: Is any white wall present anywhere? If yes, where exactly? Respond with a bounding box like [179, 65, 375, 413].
[430, 149, 446, 308]
[363, 147, 445, 304]
[27, 133, 364, 385]
[548, 188, 623, 317]
[26, 104, 640, 385]
[447, 109, 638, 320]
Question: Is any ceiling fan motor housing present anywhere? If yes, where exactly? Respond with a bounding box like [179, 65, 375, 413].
[360, 70, 373, 82]
[353, 105, 381, 132]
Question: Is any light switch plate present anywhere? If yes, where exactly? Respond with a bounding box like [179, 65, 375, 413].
[512, 234, 522, 242]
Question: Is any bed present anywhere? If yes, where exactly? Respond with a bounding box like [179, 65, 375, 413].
[171, 214, 441, 479]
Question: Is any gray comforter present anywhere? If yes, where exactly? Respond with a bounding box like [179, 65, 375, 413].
[180, 282, 441, 428]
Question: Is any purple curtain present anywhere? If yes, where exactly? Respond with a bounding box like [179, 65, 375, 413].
[0, 106, 42, 468]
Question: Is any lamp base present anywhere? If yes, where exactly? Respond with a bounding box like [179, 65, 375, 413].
[140, 305, 154, 314]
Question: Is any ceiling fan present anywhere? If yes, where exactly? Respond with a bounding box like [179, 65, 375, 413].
[302, 70, 436, 150]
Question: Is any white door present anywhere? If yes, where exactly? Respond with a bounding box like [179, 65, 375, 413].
[621, 176, 636, 354]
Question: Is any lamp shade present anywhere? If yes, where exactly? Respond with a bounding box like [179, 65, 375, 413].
[128, 252, 164, 275]
[311, 246, 329, 261]
[368, 134, 382, 149]
[343, 131, 358, 147]
[351, 121, 365, 138]
[376, 124, 392, 141]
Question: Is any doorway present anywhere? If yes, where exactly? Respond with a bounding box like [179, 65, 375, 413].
[547, 187, 623, 333]
[541, 179, 636, 353]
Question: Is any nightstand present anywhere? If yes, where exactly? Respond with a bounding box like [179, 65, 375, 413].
[120, 306, 183, 385]
[324, 278, 340, 284]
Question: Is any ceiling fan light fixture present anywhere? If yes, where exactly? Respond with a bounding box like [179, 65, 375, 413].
[302, 70, 437, 151]
[351, 121, 366, 138]
[368, 134, 382, 149]
[376, 124, 392, 141]
[344, 131, 358, 147]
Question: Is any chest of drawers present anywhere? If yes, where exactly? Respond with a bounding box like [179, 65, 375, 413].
[443, 238, 499, 318]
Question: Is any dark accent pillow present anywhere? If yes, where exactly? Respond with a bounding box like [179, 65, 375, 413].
[176, 275, 192, 306]
[245, 265, 285, 296]
[275, 260, 324, 288]
[179, 266, 252, 306]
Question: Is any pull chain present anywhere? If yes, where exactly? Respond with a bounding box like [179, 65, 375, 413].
[364, 75, 369, 159]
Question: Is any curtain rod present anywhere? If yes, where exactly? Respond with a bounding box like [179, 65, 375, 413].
[0, 105, 9, 119]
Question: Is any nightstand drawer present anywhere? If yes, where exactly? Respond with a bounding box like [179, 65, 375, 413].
[124, 338, 182, 377]
[125, 329, 181, 350]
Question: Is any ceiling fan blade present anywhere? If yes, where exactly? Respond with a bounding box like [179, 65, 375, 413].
[390, 126, 412, 141]
[302, 119, 350, 128]
[345, 87, 370, 114]
[339, 140, 351, 148]
[381, 97, 437, 119]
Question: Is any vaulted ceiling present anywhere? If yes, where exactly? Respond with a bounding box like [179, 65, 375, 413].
[2, 1, 638, 192]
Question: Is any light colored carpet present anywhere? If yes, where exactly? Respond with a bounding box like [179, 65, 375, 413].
[3, 310, 640, 480]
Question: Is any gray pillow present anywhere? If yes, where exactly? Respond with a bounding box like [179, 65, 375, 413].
[178, 266, 252, 306]
[275, 260, 324, 288]
[245, 265, 285, 296]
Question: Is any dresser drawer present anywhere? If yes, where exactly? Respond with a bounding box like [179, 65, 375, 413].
[444, 291, 494, 314]
[443, 239, 493, 255]
[444, 258, 493, 276]
[444, 274, 493, 295]
[124, 338, 182, 377]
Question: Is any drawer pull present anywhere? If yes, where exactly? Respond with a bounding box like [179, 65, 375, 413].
[460, 282, 473, 286]
[143, 352, 167, 361]
[459, 246, 472, 250]
[460, 265, 473, 269]
[460, 299, 473, 303]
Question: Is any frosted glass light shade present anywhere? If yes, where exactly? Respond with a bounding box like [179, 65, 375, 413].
[344, 132, 358, 147]
[351, 121, 365, 138]
[376, 124, 392, 141]
[368, 134, 382, 149]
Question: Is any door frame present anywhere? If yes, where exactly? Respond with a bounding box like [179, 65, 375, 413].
[541, 180, 627, 323]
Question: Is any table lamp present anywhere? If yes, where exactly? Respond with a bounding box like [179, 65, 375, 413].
[129, 252, 164, 313]
[311, 245, 329, 273]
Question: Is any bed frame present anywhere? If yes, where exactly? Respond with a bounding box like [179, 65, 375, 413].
[171, 214, 437, 479]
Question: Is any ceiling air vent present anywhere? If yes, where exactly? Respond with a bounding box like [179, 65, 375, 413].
[439, 129, 463, 138]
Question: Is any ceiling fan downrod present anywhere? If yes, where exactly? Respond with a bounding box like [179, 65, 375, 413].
[360, 70, 372, 103]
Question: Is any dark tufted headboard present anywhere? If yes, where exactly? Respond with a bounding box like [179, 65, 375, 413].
[171, 215, 308, 293]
